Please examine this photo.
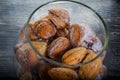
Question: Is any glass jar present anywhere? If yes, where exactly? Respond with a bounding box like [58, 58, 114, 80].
[14, 1, 109, 80]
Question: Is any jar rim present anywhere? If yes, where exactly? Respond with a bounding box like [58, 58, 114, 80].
[26, 0, 109, 68]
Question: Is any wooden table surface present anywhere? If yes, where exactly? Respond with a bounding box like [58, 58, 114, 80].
[0, 0, 120, 79]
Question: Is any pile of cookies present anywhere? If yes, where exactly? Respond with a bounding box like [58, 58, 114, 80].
[14, 8, 106, 80]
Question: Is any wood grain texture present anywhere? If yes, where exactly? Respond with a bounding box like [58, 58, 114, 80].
[0, 0, 120, 79]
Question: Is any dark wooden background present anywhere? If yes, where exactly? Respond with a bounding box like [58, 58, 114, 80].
[0, 0, 120, 79]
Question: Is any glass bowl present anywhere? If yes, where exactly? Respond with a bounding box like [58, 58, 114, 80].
[14, 0, 109, 80]
[26, 0, 109, 67]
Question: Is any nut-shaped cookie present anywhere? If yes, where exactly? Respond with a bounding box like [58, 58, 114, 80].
[69, 24, 84, 47]
[62, 47, 87, 65]
[48, 67, 78, 80]
[47, 37, 70, 59]
[49, 8, 70, 29]
[34, 16, 56, 39]
[31, 41, 47, 56]
[56, 28, 69, 37]
[28, 24, 38, 40]
[79, 23, 102, 53]
[79, 23, 96, 46]
[79, 50, 102, 80]
[15, 43, 38, 71]
[20, 24, 38, 42]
